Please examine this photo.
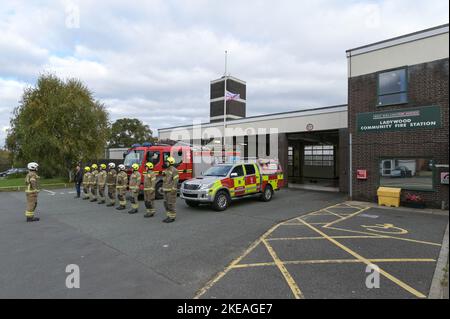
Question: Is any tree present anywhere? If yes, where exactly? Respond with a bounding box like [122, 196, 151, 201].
[108, 118, 155, 148]
[6, 74, 109, 178]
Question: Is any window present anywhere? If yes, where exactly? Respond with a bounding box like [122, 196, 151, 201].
[378, 68, 407, 106]
[147, 151, 160, 165]
[230, 165, 244, 177]
[124, 150, 144, 167]
[244, 164, 256, 175]
[288, 146, 294, 166]
[203, 165, 232, 177]
[304, 145, 334, 167]
[379, 158, 434, 191]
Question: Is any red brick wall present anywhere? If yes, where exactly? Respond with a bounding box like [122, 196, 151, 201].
[348, 58, 449, 208]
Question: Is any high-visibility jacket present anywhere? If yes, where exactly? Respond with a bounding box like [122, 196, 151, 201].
[143, 170, 156, 192]
[91, 170, 99, 185]
[129, 171, 141, 191]
[106, 169, 117, 186]
[97, 170, 107, 186]
[25, 171, 39, 193]
[83, 172, 91, 187]
[116, 171, 128, 189]
[162, 166, 178, 192]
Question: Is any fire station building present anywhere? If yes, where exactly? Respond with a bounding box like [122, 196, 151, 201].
[158, 24, 449, 208]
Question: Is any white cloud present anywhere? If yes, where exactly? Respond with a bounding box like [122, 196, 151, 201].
[0, 0, 448, 146]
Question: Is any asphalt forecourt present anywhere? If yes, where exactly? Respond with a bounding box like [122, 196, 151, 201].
[195, 203, 448, 299]
[0, 187, 346, 298]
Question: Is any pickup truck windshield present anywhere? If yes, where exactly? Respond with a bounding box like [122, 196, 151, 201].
[124, 150, 144, 168]
[203, 165, 233, 177]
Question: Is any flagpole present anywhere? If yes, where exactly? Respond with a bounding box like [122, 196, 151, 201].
[223, 50, 228, 161]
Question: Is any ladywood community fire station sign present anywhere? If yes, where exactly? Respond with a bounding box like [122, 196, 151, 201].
[357, 106, 441, 132]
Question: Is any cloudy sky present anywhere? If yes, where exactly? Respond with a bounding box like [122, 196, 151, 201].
[1, 0, 448, 146]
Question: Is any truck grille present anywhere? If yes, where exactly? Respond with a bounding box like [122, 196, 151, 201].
[183, 193, 198, 198]
[184, 184, 201, 190]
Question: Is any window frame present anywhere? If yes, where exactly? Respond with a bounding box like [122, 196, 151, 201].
[303, 145, 334, 167]
[244, 164, 256, 176]
[230, 165, 244, 177]
[378, 156, 436, 192]
[376, 66, 409, 107]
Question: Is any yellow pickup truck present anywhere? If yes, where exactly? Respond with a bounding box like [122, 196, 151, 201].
[180, 160, 284, 211]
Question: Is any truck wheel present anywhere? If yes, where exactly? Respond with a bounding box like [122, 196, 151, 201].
[155, 182, 163, 200]
[260, 185, 273, 202]
[185, 200, 200, 208]
[212, 190, 230, 211]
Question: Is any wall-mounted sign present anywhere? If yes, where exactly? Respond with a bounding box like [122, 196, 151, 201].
[357, 106, 441, 133]
[441, 172, 449, 185]
[306, 123, 314, 131]
[357, 169, 367, 180]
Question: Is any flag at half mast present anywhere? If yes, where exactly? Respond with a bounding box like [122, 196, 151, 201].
[225, 90, 240, 101]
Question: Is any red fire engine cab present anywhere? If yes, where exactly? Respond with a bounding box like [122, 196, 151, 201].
[123, 142, 239, 199]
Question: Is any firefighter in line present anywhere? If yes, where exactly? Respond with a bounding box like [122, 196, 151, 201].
[128, 163, 141, 214]
[97, 163, 107, 204]
[115, 164, 128, 211]
[90, 163, 99, 202]
[82, 166, 91, 200]
[143, 162, 156, 218]
[106, 162, 117, 207]
[162, 156, 178, 223]
[25, 162, 40, 222]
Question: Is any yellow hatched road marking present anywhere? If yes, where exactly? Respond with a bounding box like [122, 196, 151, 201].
[299, 219, 427, 298]
[267, 235, 379, 241]
[262, 239, 304, 299]
[194, 222, 282, 299]
[231, 258, 436, 269]
[325, 225, 442, 246]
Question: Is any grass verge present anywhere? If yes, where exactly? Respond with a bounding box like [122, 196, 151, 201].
[0, 177, 73, 191]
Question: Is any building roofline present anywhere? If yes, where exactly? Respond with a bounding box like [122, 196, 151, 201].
[210, 75, 247, 85]
[158, 104, 348, 132]
[346, 23, 449, 56]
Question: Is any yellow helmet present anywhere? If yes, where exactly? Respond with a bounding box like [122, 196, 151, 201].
[84, 166, 90, 172]
[166, 156, 175, 165]
[132, 163, 140, 171]
[146, 162, 154, 169]
[91, 164, 98, 170]
[100, 163, 107, 170]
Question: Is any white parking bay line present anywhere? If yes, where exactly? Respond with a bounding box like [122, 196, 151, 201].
[42, 189, 56, 195]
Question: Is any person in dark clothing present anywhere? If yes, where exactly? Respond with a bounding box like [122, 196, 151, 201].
[74, 165, 83, 198]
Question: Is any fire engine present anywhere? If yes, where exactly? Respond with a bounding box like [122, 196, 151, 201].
[123, 142, 240, 199]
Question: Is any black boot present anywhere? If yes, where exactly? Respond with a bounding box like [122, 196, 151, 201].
[144, 212, 155, 218]
[26, 216, 40, 222]
[116, 205, 126, 211]
[128, 209, 138, 214]
[90, 198, 97, 202]
[106, 203, 115, 207]
[98, 201, 105, 204]
[162, 217, 175, 223]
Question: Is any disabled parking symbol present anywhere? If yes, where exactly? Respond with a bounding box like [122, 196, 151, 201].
[361, 223, 408, 235]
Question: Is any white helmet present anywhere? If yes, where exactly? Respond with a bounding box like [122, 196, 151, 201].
[108, 162, 116, 169]
[27, 162, 39, 171]
[118, 164, 125, 171]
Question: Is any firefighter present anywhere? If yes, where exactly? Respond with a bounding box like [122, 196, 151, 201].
[90, 163, 99, 202]
[128, 163, 141, 214]
[106, 162, 117, 207]
[143, 162, 156, 218]
[25, 162, 40, 222]
[162, 156, 178, 223]
[82, 166, 91, 200]
[115, 164, 128, 211]
[97, 163, 107, 204]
